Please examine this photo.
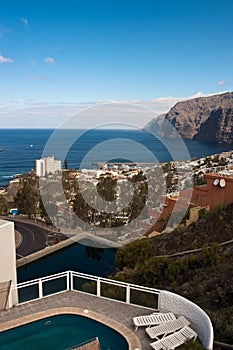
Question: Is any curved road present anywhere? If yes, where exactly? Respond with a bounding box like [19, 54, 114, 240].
[0, 217, 65, 259]
[14, 221, 48, 259]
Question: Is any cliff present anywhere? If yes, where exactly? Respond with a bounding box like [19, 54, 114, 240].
[146, 92, 233, 144]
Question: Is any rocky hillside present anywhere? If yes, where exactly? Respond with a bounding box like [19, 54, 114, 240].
[146, 92, 233, 144]
[113, 203, 233, 343]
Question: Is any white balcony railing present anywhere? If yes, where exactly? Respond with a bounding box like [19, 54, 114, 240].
[12, 270, 160, 309]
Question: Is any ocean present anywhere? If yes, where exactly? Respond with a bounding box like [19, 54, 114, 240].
[0, 128, 232, 187]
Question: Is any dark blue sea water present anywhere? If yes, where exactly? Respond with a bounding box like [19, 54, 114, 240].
[0, 128, 232, 187]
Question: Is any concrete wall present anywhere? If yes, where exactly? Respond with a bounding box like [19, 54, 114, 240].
[0, 220, 18, 306]
[159, 290, 214, 350]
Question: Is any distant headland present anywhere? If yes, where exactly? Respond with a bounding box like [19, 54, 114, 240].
[145, 91, 233, 144]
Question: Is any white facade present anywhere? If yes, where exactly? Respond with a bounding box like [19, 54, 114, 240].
[36, 156, 61, 177]
[36, 159, 45, 177]
[0, 220, 18, 307]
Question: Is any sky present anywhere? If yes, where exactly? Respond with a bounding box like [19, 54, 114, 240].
[0, 0, 233, 128]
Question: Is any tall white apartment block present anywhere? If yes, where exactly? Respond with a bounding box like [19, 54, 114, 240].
[36, 156, 61, 177]
[36, 158, 46, 177]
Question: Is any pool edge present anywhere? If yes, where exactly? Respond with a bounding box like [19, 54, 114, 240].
[0, 307, 142, 350]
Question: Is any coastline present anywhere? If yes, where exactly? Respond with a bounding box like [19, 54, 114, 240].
[0, 128, 233, 188]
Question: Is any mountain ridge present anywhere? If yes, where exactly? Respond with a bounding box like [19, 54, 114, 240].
[145, 92, 233, 144]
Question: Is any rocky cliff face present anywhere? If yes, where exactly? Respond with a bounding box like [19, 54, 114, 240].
[146, 92, 233, 144]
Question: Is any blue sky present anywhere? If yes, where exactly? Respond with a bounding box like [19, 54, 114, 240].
[0, 0, 232, 127]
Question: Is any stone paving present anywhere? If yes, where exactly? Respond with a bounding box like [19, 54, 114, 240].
[0, 290, 156, 350]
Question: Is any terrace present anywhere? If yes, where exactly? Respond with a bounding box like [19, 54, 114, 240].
[0, 270, 214, 350]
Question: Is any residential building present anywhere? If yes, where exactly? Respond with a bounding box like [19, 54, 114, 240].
[36, 156, 61, 177]
[192, 167, 233, 209]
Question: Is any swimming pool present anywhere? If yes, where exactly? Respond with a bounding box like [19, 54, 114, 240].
[0, 314, 128, 350]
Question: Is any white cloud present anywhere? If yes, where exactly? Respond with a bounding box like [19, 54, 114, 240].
[9, 99, 22, 104]
[217, 80, 226, 86]
[26, 101, 48, 106]
[0, 54, 13, 63]
[129, 91, 229, 116]
[45, 57, 56, 64]
[0, 91, 229, 128]
[21, 18, 29, 29]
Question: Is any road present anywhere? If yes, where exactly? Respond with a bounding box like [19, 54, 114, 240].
[14, 220, 49, 259]
[0, 217, 65, 259]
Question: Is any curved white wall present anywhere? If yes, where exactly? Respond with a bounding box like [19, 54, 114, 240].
[159, 290, 214, 350]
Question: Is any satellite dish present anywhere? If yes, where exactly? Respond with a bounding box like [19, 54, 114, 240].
[213, 178, 219, 186]
[219, 179, 226, 188]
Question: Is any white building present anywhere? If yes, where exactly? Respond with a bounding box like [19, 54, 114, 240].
[36, 156, 61, 177]
[0, 220, 18, 308]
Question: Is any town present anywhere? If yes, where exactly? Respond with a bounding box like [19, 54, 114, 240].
[1, 151, 233, 247]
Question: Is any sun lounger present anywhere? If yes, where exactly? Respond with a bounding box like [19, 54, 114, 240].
[150, 325, 198, 350]
[133, 312, 176, 330]
[146, 315, 190, 340]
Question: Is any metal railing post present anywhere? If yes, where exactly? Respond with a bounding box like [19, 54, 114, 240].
[126, 285, 130, 304]
[66, 271, 70, 291]
[38, 279, 43, 299]
[97, 278, 101, 297]
[70, 271, 74, 291]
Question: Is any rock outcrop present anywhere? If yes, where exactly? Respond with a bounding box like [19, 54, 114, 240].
[146, 92, 233, 144]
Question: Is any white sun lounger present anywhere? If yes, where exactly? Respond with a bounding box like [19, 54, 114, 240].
[133, 312, 176, 330]
[150, 325, 198, 350]
[146, 315, 190, 340]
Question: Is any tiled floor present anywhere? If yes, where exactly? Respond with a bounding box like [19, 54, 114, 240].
[0, 290, 155, 349]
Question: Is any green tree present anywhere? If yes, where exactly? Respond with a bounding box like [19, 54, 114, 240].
[73, 191, 93, 224]
[200, 243, 220, 267]
[0, 195, 9, 215]
[115, 240, 155, 270]
[97, 176, 117, 202]
[14, 175, 39, 217]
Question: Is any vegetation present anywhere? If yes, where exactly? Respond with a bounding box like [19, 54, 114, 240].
[7, 169, 149, 229]
[14, 174, 39, 217]
[73, 172, 148, 228]
[0, 195, 9, 214]
[113, 203, 233, 344]
[179, 340, 206, 350]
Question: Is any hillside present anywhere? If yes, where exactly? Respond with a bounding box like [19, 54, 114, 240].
[146, 92, 233, 144]
[112, 203, 233, 344]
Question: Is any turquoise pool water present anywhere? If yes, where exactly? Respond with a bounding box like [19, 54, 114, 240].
[0, 314, 128, 350]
